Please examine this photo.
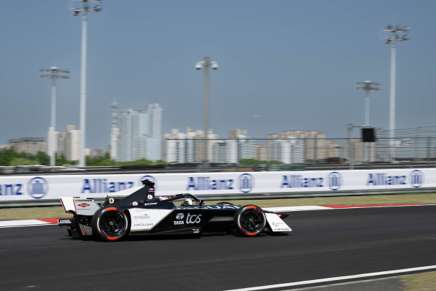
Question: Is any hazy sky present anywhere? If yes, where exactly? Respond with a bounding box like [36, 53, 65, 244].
[1, 0, 435, 149]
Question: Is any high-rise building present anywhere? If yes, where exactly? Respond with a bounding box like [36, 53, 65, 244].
[56, 132, 65, 157]
[110, 101, 120, 160]
[165, 129, 186, 163]
[225, 139, 238, 163]
[164, 128, 220, 163]
[268, 138, 304, 164]
[165, 128, 253, 164]
[165, 129, 341, 164]
[146, 103, 163, 161]
[267, 131, 340, 163]
[229, 129, 257, 160]
[48, 125, 83, 161]
[185, 128, 198, 163]
[64, 125, 81, 161]
[255, 145, 267, 161]
[8, 137, 47, 155]
[212, 141, 227, 163]
[210, 138, 238, 164]
[111, 103, 162, 161]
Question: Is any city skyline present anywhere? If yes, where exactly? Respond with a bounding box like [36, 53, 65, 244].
[1, 1, 436, 149]
[111, 102, 162, 161]
[3, 122, 435, 164]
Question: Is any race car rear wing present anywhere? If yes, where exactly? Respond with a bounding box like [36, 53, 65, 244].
[60, 197, 100, 216]
[60, 197, 76, 213]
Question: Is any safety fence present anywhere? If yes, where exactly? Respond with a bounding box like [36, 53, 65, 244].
[164, 137, 436, 167]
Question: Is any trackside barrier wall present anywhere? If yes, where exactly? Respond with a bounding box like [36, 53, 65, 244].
[0, 168, 434, 203]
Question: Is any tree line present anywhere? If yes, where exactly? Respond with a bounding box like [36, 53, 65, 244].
[0, 149, 165, 167]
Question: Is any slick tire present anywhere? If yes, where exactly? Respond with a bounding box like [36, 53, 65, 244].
[234, 205, 266, 237]
[92, 207, 129, 241]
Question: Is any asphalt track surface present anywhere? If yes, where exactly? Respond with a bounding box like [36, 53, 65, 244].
[1, 206, 436, 291]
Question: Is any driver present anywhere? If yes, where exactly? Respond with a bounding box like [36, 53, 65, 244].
[140, 178, 158, 201]
[140, 178, 177, 209]
[140, 177, 202, 206]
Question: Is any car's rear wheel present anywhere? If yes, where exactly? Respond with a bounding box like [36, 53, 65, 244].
[235, 205, 266, 237]
[92, 207, 129, 241]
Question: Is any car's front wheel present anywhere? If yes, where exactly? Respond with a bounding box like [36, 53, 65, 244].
[235, 205, 266, 237]
[92, 207, 129, 241]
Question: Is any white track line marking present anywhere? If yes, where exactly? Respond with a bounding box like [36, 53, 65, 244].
[264, 206, 330, 212]
[264, 204, 433, 213]
[224, 265, 436, 291]
[0, 219, 54, 228]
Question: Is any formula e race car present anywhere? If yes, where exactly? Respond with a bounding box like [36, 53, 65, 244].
[59, 180, 292, 241]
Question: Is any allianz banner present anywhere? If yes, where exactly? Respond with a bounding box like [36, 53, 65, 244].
[0, 168, 434, 202]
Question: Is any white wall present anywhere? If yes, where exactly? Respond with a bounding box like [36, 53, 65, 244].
[0, 168, 433, 202]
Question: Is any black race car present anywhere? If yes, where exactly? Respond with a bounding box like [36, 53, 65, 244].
[59, 181, 292, 241]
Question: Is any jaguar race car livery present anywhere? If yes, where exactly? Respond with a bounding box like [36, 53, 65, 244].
[59, 180, 292, 241]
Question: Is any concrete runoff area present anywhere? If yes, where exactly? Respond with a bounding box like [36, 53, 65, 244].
[2, 192, 436, 220]
[401, 271, 436, 291]
[283, 277, 404, 291]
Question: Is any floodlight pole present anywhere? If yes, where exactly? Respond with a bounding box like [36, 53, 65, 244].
[364, 92, 370, 127]
[72, 0, 102, 167]
[40, 67, 70, 166]
[203, 66, 210, 166]
[389, 44, 396, 154]
[356, 80, 380, 127]
[385, 24, 409, 161]
[195, 57, 219, 168]
[79, 13, 88, 167]
[51, 79, 57, 137]
[49, 79, 57, 167]
[356, 80, 380, 163]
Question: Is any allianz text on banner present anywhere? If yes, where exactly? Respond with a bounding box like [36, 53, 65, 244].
[0, 168, 434, 202]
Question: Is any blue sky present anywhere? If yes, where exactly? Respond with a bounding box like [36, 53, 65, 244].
[1, 0, 435, 148]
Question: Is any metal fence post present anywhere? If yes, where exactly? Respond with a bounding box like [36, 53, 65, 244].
[347, 124, 354, 169]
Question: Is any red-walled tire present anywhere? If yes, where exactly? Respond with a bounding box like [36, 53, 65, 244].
[235, 205, 266, 237]
[92, 207, 129, 241]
